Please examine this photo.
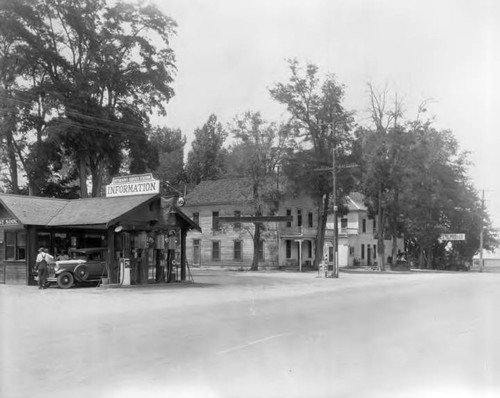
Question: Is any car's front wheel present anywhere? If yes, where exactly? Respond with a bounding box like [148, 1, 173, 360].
[57, 272, 74, 289]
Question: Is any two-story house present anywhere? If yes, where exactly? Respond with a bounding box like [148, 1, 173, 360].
[183, 178, 404, 269]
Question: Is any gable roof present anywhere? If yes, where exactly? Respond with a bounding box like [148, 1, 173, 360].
[185, 178, 253, 206]
[346, 192, 368, 211]
[0, 194, 69, 225]
[0, 193, 200, 231]
[48, 194, 158, 227]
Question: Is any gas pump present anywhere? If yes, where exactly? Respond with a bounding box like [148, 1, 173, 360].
[118, 232, 131, 286]
[120, 257, 131, 285]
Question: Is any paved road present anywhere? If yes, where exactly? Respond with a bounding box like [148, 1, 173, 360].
[1, 270, 499, 398]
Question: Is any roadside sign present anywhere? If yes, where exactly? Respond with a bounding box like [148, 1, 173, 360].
[440, 233, 465, 241]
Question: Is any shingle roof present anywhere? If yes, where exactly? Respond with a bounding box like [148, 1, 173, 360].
[48, 194, 158, 226]
[0, 194, 69, 225]
[186, 178, 253, 206]
[0, 193, 159, 227]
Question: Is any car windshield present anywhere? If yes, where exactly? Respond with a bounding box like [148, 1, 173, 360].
[69, 251, 87, 260]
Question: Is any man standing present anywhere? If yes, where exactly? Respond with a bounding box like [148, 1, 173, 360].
[35, 248, 54, 289]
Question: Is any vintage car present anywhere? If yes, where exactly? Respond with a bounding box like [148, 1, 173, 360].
[47, 247, 108, 289]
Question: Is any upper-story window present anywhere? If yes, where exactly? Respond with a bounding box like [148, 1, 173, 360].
[373, 218, 377, 233]
[308, 212, 313, 228]
[212, 211, 220, 231]
[286, 209, 292, 227]
[341, 218, 348, 229]
[297, 209, 302, 227]
[192, 212, 199, 225]
[362, 219, 366, 233]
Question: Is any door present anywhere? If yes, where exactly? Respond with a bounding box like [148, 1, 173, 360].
[367, 245, 372, 266]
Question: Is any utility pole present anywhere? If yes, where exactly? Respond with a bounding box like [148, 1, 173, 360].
[479, 189, 485, 273]
[331, 123, 338, 278]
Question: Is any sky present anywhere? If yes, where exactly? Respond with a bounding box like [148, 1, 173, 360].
[153, 0, 500, 227]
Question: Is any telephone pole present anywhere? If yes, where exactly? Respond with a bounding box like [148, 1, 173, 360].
[479, 189, 485, 273]
[331, 123, 338, 278]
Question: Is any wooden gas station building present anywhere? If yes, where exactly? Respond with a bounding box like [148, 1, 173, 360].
[0, 175, 200, 286]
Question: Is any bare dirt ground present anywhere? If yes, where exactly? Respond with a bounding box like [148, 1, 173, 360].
[1, 268, 499, 398]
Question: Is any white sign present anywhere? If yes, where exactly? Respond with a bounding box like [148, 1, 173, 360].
[0, 218, 19, 225]
[440, 233, 465, 241]
[106, 174, 160, 197]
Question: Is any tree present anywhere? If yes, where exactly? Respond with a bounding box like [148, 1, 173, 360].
[149, 126, 187, 192]
[401, 123, 485, 268]
[186, 114, 228, 184]
[226, 111, 290, 270]
[269, 59, 356, 270]
[357, 83, 411, 270]
[3, 0, 177, 197]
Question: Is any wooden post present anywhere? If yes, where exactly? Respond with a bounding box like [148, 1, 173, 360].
[180, 228, 187, 281]
[107, 227, 115, 283]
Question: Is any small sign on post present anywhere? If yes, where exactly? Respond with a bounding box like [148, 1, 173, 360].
[439, 233, 466, 241]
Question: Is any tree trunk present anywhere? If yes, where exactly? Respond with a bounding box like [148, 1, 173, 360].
[314, 195, 329, 269]
[78, 155, 88, 198]
[91, 159, 104, 197]
[392, 233, 398, 268]
[251, 221, 261, 271]
[5, 129, 20, 194]
[377, 185, 386, 271]
[426, 245, 433, 269]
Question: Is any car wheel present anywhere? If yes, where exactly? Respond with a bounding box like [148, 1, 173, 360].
[57, 272, 74, 289]
[74, 264, 90, 281]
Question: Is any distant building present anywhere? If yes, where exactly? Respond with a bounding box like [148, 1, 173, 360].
[183, 178, 404, 270]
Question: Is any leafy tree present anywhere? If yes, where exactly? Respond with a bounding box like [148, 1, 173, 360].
[269, 59, 356, 270]
[0, 3, 27, 193]
[356, 84, 413, 270]
[402, 123, 486, 268]
[186, 114, 228, 184]
[3, 0, 177, 197]
[226, 111, 290, 270]
[149, 126, 187, 193]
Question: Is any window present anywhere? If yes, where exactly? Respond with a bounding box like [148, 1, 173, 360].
[193, 239, 201, 264]
[341, 218, 348, 229]
[286, 240, 292, 258]
[308, 212, 313, 228]
[192, 212, 199, 225]
[361, 244, 365, 259]
[297, 209, 302, 227]
[212, 211, 219, 231]
[286, 209, 292, 227]
[5, 230, 26, 261]
[212, 241, 221, 261]
[257, 240, 264, 260]
[234, 240, 242, 260]
[234, 210, 241, 230]
[373, 245, 377, 259]
[373, 218, 377, 233]
[362, 219, 366, 233]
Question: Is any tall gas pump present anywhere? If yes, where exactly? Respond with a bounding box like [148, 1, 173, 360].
[119, 232, 131, 286]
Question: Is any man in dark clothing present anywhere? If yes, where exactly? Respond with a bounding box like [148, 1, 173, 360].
[35, 247, 49, 289]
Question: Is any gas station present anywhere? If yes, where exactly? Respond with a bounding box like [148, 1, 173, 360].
[0, 173, 200, 286]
